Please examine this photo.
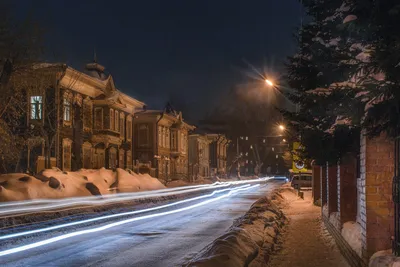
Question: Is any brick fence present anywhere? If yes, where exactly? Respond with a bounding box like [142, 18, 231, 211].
[359, 133, 394, 259]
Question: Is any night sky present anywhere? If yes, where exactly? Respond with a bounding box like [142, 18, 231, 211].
[14, 0, 302, 121]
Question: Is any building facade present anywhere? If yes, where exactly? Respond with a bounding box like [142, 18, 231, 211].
[188, 134, 211, 180]
[208, 134, 230, 177]
[133, 107, 195, 181]
[15, 60, 145, 174]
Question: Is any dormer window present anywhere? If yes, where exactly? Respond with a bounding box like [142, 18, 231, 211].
[30, 96, 42, 120]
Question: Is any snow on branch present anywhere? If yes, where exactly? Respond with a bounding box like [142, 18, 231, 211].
[343, 15, 358, 24]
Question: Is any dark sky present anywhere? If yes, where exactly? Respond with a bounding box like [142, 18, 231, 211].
[14, 0, 302, 121]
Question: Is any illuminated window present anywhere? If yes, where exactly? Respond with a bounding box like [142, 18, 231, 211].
[63, 98, 71, 122]
[245, 136, 248, 140]
[272, 147, 275, 151]
[30, 96, 43, 120]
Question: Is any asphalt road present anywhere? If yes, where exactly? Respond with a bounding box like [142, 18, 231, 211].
[1, 180, 282, 267]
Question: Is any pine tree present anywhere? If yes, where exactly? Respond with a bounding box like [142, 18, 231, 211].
[358, 1, 400, 138]
[282, 0, 365, 165]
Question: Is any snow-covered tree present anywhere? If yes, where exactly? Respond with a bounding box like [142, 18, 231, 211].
[355, 1, 400, 138]
[282, 0, 365, 165]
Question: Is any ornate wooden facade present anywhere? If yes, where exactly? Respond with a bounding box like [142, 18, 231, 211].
[21, 61, 145, 173]
[133, 107, 195, 181]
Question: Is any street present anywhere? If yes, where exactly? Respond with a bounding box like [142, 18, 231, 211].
[0, 180, 282, 267]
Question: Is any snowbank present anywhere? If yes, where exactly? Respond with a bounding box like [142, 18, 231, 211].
[185, 188, 294, 267]
[342, 221, 362, 257]
[0, 168, 165, 202]
[369, 249, 396, 267]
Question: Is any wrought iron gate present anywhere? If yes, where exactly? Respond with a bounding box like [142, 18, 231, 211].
[393, 136, 400, 255]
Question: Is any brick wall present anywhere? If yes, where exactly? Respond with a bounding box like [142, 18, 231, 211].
[313, 165, 321, 202]
[359, 132, 394, 259]
[327, 164, 338, 214]
[338, 156, 357, 225]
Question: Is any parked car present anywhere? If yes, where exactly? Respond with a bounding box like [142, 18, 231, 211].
[291, 174, 312, 189]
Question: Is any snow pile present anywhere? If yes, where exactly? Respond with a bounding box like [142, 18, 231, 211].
[0, 168, 165, 202]
[329, 211, 341, 231]
[369, 249, 397, 267]
[341, 221, 362, 257]
[185, 189, 293, 267]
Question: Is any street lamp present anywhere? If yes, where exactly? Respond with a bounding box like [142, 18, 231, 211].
[279, 125, 285, 131]
[265, 79, 274, 86]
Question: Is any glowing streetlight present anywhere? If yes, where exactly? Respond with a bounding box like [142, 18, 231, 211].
[282, 139, 286, 142]
[279, 125, 285, 131]
[265, 79, 274, 86]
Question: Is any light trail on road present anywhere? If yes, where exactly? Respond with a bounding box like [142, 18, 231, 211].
[0, 184, 252, 240]
[0, 184, 260, 257]
[0, 177, 271, 216]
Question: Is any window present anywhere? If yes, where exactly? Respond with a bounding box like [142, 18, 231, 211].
[120, 116, 124, 137]
[181, 133, 185, 151]
[119, 149, 124, 168]
[93, 148, 105, 169]
[127, 117, 132, 140]
[158, 127, 162, 147]
[138, 124, 149, 146]
[110, 108, 114, 130]
[166, 130, 170, 148]
[109, 147, 117, 169]
[63, 98, 71, 122]
[30, 96, 43, 120]
[171, 131, 176, 150]
[94, 108, 103, 129]
[115, 110, 119, 132]
[62, 138, 72, 171]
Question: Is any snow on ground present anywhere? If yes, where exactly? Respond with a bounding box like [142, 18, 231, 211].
[185, 185, 292, 267]
[268, 190, 350, 267]
[342, 221, 362, 257]
[0, 168, 165, 202]
[369, 249, 397, 267]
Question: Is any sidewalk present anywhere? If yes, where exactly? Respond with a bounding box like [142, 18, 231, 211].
[268, 190, 350, 267]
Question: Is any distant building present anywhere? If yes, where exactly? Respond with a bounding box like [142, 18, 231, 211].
[188, 134, 212, 180]
[10, 59, 145, 174]
[133, 105, 195, 181]
[207, 134, 230, 177]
